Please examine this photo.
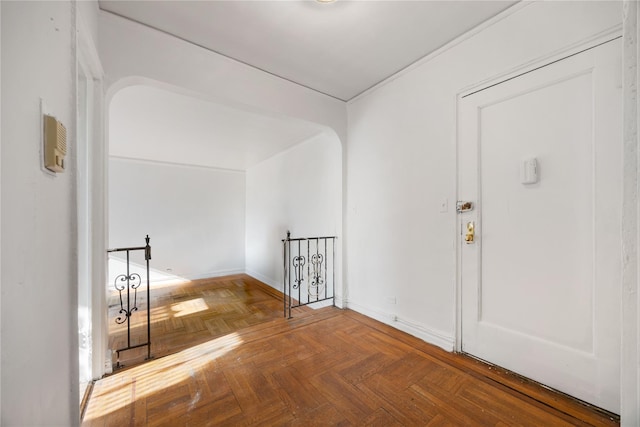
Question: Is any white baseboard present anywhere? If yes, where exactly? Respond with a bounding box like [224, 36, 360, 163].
[184, 268, 245, 281]
[333, 295, 346, 309]
[345, 300, 455, 352]
[245, 270, 282, 292]
[246, 271, 347, 311]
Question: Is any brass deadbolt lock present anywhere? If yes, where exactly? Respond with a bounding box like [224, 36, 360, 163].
[465, 222, 475, 244]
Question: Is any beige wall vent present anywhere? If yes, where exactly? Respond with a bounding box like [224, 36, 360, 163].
[43, 114, 67, 173]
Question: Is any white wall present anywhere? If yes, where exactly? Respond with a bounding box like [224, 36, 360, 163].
[346, 1, 621, 350]
[246, 132, 342, 295]
[1, 1, 80, 424]
[109, 158, 246, 280]
[109, 84, 324, 171]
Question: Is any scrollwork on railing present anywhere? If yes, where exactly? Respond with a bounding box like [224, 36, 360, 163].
[283, 232, 336, 318]
[293, 255, 306, 289]
[310, 253, 324, 297]
[108, 234, 153, 368]
[114, 273, 141, 324]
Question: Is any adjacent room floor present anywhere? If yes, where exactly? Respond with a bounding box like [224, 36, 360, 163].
[83, 275, 618, 426]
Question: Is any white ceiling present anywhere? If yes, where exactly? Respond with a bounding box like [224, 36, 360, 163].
[99, 0, 517, 102]
[104, 1, 517, 169]
[109, 85, 325, 170]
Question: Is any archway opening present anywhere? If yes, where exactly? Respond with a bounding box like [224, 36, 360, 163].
[105, 80, 343, 367]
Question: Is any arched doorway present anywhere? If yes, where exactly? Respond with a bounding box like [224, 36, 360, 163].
[102, 80, 343, 368]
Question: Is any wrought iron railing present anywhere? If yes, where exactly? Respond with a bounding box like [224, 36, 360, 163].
[283, 231, 336, 318]
[107, 235, 152, 368]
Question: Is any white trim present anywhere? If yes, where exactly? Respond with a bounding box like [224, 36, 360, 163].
[109, 155, 246, 174]
[0, 2, 3, 417]
[395, 315, 455, 352]
[346, 300, 455, 351]
[76, 8, 107, 382]
[128, 269, 247, 286]
[94, 81, 108, 381]
[77, 52, 93, 405]
[77, 11, 104, 79]
[454, 92, 463, 353]
[245, 271, 347, 308]
[621, 0, 640, 424]
[245, 270, 281, 292]
[332, 296, 346, 309]
[183, 269, 246, 281]
[347, 1, 532, 105]
[349, 3, 622, 106]
[458, 26, 622, 98]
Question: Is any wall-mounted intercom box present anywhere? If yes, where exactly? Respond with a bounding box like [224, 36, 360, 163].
[43, 114, 67, 173]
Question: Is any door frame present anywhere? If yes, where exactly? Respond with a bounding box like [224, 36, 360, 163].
[454, 28, 622, 354]
[77, 47, 94, 402]
[76, 14, 108, 382]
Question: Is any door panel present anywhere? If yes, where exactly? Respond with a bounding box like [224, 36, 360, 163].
[459, 39, 621, 413]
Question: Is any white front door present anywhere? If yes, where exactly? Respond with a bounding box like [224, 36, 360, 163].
[459, 39, 622, 413]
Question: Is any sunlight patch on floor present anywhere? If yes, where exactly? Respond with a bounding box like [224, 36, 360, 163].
[84, 332, 243, 421]
[108, 305, 172, 334]
[171, 297, 209, 317]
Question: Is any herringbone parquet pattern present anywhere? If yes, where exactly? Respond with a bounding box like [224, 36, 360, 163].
[85, 275, 618, 426]
[107, 274, 301, 368]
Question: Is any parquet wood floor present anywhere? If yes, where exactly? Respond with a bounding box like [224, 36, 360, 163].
[107, 274, 307, 368]
[86, 275, 619, 426]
